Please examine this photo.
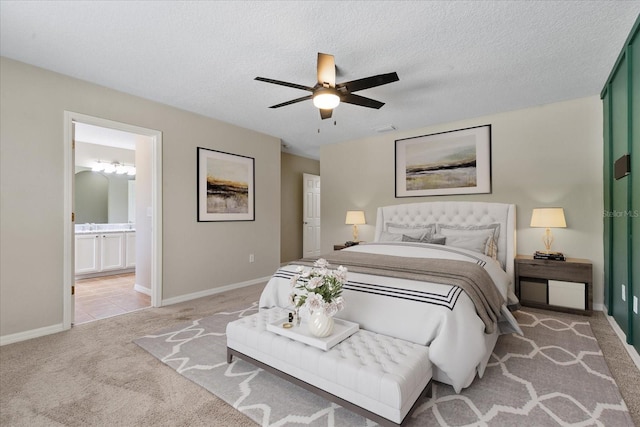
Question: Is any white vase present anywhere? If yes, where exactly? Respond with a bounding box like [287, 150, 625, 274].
[308, 311, 335, 338]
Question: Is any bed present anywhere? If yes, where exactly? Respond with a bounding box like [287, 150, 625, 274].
[259, 201, 522, 393]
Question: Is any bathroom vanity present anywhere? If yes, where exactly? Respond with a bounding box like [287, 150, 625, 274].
[75, 224, 135, 277]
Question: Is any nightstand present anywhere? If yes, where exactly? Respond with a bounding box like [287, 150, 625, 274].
[515, 255, 592, 315]
[333, 243, 363, 250]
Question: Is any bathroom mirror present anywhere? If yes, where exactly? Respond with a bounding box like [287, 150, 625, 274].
[75, 170, 134, 224]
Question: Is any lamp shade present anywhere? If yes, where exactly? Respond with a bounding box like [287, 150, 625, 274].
[345, 210, 366, 225]
[530, 208, 566, 228]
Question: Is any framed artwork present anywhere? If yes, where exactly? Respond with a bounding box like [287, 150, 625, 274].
[395, 124, 492, 197]
[197, 147, 255, 221]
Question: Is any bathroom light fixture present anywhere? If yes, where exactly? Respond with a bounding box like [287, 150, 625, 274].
[91, 161, 136, 176]
[92, 161, 105, 172]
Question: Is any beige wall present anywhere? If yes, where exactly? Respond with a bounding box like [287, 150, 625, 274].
[320, 96, 605, 307]
[0, 57, 281, 337]
[281, 152, 320, 263]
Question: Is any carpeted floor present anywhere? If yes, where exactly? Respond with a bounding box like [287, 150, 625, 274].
[134, 303, 634, 426]
[1, 282, 639, 426]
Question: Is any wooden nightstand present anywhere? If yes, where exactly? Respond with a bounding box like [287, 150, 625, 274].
[515, 255, 593, 315]
[334, 242, 363, 250]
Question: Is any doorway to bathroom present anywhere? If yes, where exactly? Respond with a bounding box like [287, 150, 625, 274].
[63, 112, 163, 328]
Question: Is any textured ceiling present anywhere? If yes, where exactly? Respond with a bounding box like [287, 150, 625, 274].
[1, 1, 638, 159]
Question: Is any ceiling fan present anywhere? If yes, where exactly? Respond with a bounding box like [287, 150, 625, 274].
[255, 53, 399, 120]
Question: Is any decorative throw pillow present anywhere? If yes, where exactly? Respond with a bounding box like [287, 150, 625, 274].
[424, 234, 446, 245]
[401, 234, 423, 243]
[486, 236, 499, 261]
[436, 223, 500, 257]
[401, 233, 446, 245]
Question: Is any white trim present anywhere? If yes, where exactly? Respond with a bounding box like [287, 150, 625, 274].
[63, 111, 163, 330]
[161, 276, 271, 306]
[151, 131, 163, 307]
[1, 276, 269, 345]
[603, 309, 640, 370]
[134, 284, 152, 296]
[1, 323, 65, 346]
[63, 112, 74, 330]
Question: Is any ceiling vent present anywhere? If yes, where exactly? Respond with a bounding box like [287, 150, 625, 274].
[374, 124, 397, 133]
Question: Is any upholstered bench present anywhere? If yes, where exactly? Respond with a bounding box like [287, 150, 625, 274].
[226, 308, 433, 427]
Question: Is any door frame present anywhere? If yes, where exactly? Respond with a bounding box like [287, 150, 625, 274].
[63, 111, 163, 329]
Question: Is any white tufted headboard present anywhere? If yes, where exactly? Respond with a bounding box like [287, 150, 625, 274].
[374, 201, 516, 283]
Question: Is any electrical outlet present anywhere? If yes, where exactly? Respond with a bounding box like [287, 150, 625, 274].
[621, 284, 626, 301]
[634, 296, 638, 314]
[249, 254, 255, 263]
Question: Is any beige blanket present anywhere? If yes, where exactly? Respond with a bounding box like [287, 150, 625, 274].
[293, 250, 505, 333]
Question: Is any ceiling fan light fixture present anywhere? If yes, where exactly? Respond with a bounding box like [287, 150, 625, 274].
[313, 88, 340, 109]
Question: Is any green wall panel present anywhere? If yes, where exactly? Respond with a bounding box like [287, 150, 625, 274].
[631, 34, 640, 354]
[603, 15, 638, 349]
[610, 56, 629, 335]
[603, 91, 612, 312]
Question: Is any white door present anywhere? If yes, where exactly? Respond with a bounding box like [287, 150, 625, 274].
[302, 173, 321, 257]
[100, 233, 125, 271]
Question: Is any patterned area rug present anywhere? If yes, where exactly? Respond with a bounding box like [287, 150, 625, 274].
[134, 304, 633, 426]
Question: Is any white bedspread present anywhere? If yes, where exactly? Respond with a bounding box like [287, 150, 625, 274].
[259, 242, 521, 393]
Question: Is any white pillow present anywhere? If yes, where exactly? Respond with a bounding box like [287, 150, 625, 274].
[386, 222, 435, 236]
[378, 231, 403, 242]
[437, 223, 500, 257]
[442, 233, 491, 254]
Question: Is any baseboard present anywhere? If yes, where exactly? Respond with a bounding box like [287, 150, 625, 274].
[0, 323, 66, 346]
[1, 276, 269, 346]
[134, 283, 152, 296]
[603, 309, 640, 370]
[161, 275, 271, 307]
[75, 268, 135, 280]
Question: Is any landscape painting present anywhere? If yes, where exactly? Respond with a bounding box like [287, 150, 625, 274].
[395, 125, 491, 197]
[197, 147, 254, 221]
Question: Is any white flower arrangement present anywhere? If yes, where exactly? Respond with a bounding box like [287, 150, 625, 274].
[289, 258, 346, 317]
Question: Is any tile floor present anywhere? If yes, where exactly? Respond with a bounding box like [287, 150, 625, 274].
[74, 273, 150, 324]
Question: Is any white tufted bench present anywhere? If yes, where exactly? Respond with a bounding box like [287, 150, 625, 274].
[226, 308, 433, 426]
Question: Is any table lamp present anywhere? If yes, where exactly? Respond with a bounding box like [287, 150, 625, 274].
[345, 210, 366, 242]
[530, 207, 566, 255]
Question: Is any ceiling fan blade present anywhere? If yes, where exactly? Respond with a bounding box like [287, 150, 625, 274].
[269, 95, 313, 109]
[317, 53, 336, 88]
[319, 108, 333, 120]
[255, 77, 314, 92]
[341, 93, 385, 109]
[337, 72, 399, 93]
